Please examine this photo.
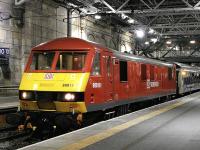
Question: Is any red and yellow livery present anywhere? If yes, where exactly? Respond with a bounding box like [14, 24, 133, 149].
[17, 37, 177, 130]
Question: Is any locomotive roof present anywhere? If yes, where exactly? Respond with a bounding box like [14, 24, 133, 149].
[32, 37, 94, 50]
[32, 37, 173, 67]
[91, 40, 174, 67]
[113, 50, 173, 67]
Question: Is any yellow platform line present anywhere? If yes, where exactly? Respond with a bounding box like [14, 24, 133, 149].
[60, 97, 196, 150]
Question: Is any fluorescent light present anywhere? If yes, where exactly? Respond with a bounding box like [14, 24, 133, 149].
[190, 40, 196, 44]
[135, 30, 145, 38]
[94, 14, 101, 19]
[145, 41, 149, 45]
[166, 41, 172, 44]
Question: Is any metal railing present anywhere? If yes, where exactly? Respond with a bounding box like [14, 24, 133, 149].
[0, 85, 19, 90]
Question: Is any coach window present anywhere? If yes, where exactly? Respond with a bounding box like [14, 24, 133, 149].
[119, 61, 128, 82]
[168, 67, 173, 80]
[91, 52, 101, 76]
[141, 64, 147, 80]
[150, 65, 154, 81]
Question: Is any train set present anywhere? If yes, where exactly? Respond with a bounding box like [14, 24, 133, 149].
[7, 37, 200, 132]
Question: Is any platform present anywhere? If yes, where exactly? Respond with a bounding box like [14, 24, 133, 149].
[0, 96, 18, 110]
[19, 92, 200, 150]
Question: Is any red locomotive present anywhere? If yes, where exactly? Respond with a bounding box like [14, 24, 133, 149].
[7, 38, 182, 131]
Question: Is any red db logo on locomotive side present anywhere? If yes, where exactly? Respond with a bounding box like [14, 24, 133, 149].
[44, 73, 54, 80]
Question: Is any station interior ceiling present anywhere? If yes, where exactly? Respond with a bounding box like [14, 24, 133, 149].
[52, 0, 200, 64]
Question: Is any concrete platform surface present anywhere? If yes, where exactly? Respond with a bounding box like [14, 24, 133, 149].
[19, 92, 200, 150]
[0, 96, 18, 109]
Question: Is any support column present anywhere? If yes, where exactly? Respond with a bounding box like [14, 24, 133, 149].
[67, 8, 71, 37]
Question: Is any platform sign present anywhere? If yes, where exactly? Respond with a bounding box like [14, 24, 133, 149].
[0, 48, 9, 65]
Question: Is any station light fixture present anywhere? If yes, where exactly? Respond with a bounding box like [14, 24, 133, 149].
[148, 28, 154, 34]
[175, 46, 179, 51]
[145, 41, 149, 45]
[121, 14, 127, 19]
[150, 38, 157, 43]
[166, 41, 172, 44]
[190, 40, 196, 44]
[135, 29, 145, 38]
[128, 19, 134, 24]
[94, 14, 101, 20]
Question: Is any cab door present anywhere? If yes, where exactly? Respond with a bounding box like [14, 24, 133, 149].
[103, 51, 113, 102]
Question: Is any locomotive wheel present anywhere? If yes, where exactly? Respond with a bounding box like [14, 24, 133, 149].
[54, 115, 78, 133]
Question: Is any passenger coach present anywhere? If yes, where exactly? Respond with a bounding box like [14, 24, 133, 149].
[175, 62, 200, 94]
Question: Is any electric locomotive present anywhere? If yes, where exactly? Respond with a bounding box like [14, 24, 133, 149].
[8, 37, 179, 131]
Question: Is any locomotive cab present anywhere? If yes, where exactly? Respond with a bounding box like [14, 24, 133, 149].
[19, 49, 93, 114]
[11, 38, 115, 132]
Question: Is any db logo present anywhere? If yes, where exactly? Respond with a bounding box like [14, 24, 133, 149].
[44, 73, 54, 80]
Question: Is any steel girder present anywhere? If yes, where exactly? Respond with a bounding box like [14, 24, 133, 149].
[52, 0, 200, 61]
[52, 0, 200, 36]
[130, 0, 200, 36]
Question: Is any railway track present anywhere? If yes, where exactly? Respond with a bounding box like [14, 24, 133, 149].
[0, 106, 34, 150]
[0, 126, 34, 150]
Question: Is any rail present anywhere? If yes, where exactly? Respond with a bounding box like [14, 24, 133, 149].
[0, 126, 32, 149]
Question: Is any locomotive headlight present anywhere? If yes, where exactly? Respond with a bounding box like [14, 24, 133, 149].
[22, 92, 27, 99]
[64, 93, 75, 101]
[58, 92, 84, 102]
[19, 91, 33, 100]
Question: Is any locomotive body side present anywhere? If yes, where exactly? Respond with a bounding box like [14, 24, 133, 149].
[84, 47, 177, 112]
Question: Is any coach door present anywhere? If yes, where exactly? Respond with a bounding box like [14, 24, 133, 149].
[103, 51, 113, 102]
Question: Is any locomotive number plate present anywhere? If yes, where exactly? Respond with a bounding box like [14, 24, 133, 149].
[92, 83, 102, 88]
